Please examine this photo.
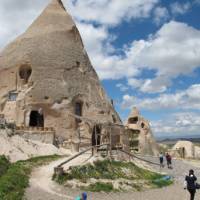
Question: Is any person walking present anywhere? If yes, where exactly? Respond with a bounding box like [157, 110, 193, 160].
[166, 153, 172, 169]
[159, 152, 164, 168]
[184, 169, 197, 200]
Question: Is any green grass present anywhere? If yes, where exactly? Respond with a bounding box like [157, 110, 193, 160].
[0, 156, 10, 177]
[54, 160, 163, 182]
[0, 155, 61, 200]
[82, 182, 114, 192]
[53, 159, 173, 192]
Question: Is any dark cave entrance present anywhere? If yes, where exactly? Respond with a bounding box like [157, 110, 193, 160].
[29, 111, 44, 127]
[92, 125, 101, 146]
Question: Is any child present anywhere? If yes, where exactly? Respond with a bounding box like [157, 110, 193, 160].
[82, 192, 87, 200]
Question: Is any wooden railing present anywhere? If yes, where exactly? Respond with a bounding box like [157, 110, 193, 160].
[119, 149, 160, 166]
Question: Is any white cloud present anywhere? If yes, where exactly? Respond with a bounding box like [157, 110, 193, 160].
[116, 83, 129, 92]
[170, 2, 191, 15]
[153, 6, 169, 25]
[128, 78, 143, 89]
[0, 0, 49, 49]
[121, 84, 200, 110]
[140, 77, 170, 93]
[121, 95, 135, 109]
[125, 21, 200, 93]
[82, 21, 200, 83]
[151, 112, 200, 137]
[67, 0, 159, 26]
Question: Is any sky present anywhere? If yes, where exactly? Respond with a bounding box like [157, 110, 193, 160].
[0, 0, 200, 139]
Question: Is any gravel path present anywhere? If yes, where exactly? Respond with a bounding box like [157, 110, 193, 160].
[25, 154, 200, 200]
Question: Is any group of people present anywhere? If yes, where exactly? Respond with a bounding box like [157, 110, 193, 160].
[159, 152, 199, 200]
[159, 152, 172, 169]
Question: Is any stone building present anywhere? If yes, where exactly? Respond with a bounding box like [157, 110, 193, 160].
[0, 0, 124, 149]
[172, 141, 200, 159]
[126, 107, 159, 156]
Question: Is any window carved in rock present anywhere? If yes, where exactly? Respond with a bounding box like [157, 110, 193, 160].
[8, 91, 18, 101]
[75, 102, 83, 117]
[128, 117, 138, 124]
[19, 65, 32, 84]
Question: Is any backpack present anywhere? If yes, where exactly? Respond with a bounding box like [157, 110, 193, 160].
[196, 182, 200, 189]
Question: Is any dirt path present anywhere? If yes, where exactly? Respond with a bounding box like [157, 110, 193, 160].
[25, 152, 92, 200]
[25, 154, 200, 200]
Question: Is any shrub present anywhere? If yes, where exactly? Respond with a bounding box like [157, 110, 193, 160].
[53, 159, 173, 192]
[0, 155, 10, 177]
[82, 182, 114, 192]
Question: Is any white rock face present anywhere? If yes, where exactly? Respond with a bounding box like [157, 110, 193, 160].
[172, 141, 200, 159]
[195, 146, 200, 158]
[0, 129, 68, 162]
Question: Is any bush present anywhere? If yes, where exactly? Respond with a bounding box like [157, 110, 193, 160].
[82, 182, 114, 192]
[53, 159, 173, 192]
[0, 162, 29, 200]
[57, 160, 164, 181]
[0, 156, 10, 177]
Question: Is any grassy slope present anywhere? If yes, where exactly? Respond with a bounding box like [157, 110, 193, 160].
[0, 155, 61, 200]
[53, 160, 173, 192]
[0, 156, 10, 177]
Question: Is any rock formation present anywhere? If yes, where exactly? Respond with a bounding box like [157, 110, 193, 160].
[126, 107, 159, 156]
[172, 141, 200, 159]
[0, 0, 123, 149]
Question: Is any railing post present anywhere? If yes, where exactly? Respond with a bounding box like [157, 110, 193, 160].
[54, 166, 64, 176]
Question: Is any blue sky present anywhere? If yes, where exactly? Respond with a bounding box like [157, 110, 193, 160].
[0, 0, 200, 139]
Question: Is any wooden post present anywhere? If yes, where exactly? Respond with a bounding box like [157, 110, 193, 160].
[95, 125, 97, 155]
[106, 134, 109, 157]
[109, 126, 112, 159]
[54, 167, 64, 176]
[95, 125, 97, 147]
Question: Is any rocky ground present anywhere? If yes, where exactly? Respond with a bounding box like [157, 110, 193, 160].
[0, 129, 69, 162]
[25, 153, 200, 200]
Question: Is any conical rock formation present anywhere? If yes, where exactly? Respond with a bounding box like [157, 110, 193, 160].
[0, 0, 121, 146]
[126, 107, 159, 156]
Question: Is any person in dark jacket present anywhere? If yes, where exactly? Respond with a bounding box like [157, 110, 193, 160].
[166, 153, 172, 169]
[184, 169, 197, 200]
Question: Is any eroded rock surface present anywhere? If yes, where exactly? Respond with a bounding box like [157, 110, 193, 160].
[0, 0, 122, 147]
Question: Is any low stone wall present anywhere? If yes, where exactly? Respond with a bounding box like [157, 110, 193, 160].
[15, 128, 55, 144]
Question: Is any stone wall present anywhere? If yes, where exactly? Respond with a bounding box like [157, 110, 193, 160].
[15, 128, 55, 144]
